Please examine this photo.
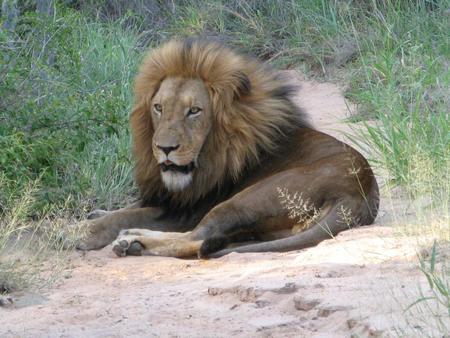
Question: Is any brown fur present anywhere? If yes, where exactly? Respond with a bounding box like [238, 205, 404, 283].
[130, 38, 308, 207]
[78, 38, 379, 258]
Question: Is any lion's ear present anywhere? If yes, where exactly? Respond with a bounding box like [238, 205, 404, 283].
[233, 71, 251, 98]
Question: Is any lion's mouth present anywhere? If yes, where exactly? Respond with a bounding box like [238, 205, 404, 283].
[160, 160, 195, 174]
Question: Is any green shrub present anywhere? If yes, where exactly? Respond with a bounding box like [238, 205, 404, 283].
[1, 8, 140, 216]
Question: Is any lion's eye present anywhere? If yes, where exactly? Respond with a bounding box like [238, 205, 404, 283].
[154, 103, 162, 115]
[187, 106, 202, 117]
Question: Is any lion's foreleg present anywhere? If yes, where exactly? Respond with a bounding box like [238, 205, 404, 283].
[77, 207, 165, 250]
[112, 229, 202, 258]
[109, 184, 280, 258]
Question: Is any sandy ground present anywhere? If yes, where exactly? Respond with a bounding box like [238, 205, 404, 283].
[1, 73, 445, 337]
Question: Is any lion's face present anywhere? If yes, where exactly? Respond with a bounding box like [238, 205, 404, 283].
[132, 39, 303, 204]
[151, 77, 213, 191]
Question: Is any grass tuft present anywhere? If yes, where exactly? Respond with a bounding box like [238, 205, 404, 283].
[403, 241, 450, 335]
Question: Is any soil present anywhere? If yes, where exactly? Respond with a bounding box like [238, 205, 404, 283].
[1, 72, 445, 337]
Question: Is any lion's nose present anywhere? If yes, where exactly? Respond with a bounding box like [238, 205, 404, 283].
[156, 144, 180, 155]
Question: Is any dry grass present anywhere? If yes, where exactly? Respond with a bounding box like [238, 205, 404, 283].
[0, 175, 83, 294]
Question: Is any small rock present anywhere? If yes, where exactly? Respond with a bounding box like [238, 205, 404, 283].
[318, 308, 332, 317]
[347, 318, 358, 329]
[0, 296, 14, 307]
[273, 282, 297, 294]
[293, 296, 320, 311]
[207, 287, 220, 296]
[318, 305, 352, 317]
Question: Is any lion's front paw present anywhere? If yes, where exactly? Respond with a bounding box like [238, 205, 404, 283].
[75, 220, 119, 251]
[111, 229, 201, 258]
[112, 233, 145, 257]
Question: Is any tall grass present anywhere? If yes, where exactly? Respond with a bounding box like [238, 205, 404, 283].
[345, 1, 450, 189]
[0, 173, 80, 293]
[1, 6, 140, 292]
[402, 242, 450, 336]
[1, 9, 139, 216]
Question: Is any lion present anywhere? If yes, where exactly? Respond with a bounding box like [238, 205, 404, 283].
[77, 38, 379, 258]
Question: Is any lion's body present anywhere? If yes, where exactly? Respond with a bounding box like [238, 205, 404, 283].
[79, 39, 379, 258]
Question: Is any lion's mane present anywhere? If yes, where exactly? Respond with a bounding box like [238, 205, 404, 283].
[130, 38, 309, 208]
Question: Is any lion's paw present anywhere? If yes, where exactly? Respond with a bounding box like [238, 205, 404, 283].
[198, 235, 229, 258]
[112, 235, 145, 257]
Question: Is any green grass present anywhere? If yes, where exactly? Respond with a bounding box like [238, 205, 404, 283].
[344, 1, 450, 194]
[403, 242, 450, 335]
[1, 6, 140, 293]
[1, 9, 139, 216]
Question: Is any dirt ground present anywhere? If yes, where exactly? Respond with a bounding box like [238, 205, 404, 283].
[1, 73, 444, 337]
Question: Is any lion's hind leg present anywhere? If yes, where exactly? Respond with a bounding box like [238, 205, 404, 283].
[112, 229, 202, 258]
[205, 199, 357, 257]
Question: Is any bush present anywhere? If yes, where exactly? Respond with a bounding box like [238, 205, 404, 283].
[0, 8, 139, 216]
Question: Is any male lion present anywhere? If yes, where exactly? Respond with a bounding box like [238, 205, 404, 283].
[78, 38, 379, 258]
